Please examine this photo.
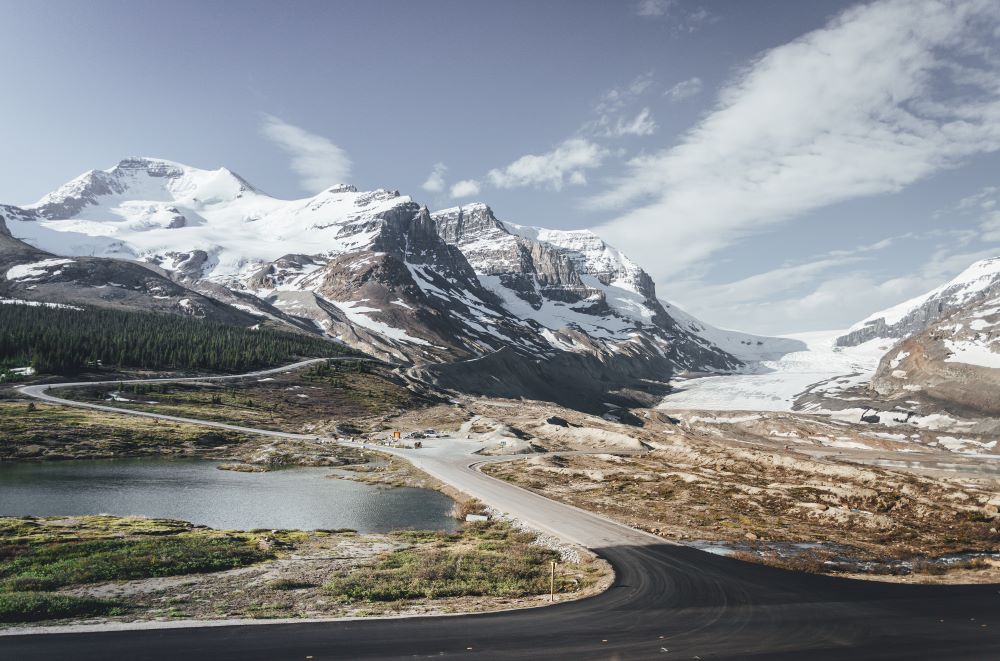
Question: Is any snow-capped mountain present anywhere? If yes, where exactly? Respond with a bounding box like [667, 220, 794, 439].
[13, 157, 402, 282]
[430, 203, 743, 371]
[0, 204, 260, 324]
[871, 282, 1000, 415]
[3, 157, 798, 408]
[837, 257, 1000, 347]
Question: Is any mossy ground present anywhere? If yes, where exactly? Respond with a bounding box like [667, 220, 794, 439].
[326, 522, 591, 602]
[0, 516, 296, 624]
[0, 401, 258, 461]
[0, 516, 608, 626]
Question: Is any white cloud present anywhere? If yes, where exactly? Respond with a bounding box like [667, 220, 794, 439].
[591, 0, 1000, 283]
[586, 74, 658, 138]
[670, 235, 1000, 334]
[611, 108, 658, 137]
[635, 0, 714, 31]
[982, 211, 1000, 241]
[664, 77, 702, 101]
[449, 179, 481, 198]
[635, 0, 671, 17]
[487, 138, 609, 191]
[422, 162, 448, 193]
[259, 114, 351, 193]
[939, 184, 1000, 242]
[672, 260, 934, 335]
[956, 185, 999, 212]
[595, 72, 655, 114]
[586, 107, 658, 138]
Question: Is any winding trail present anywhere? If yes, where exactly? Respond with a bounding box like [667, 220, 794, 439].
[6, 361, 1000, 659]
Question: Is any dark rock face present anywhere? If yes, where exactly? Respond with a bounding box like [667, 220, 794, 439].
[300, 205, 553, 363]
[149, 250, 212, 280]
[246, 254, 323, 290]
[414, 345, 678, 413]
[433, 204, 586, 302]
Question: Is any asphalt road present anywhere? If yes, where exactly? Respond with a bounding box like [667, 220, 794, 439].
[14, 358, 331, 440]
[6, 362, 1000, 659]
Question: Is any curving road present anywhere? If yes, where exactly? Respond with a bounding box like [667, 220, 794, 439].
[14, 358, 333, 440]
[6, 362, 1000, 659]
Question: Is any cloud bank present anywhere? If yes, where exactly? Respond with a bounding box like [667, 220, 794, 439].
[591, 0, 1000, 284]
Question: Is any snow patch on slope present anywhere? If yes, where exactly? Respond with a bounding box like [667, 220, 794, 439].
[5, 258, 75, 281]
[944, 339, 1000, 369]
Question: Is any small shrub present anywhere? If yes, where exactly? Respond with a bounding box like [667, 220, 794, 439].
[452, 499, 487, 521]
[267, 578, 317, 591]
[0, 591, 120, 623]
[911, 560, 948, 575]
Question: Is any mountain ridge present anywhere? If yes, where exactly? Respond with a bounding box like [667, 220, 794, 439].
[2, 157, 802, 410]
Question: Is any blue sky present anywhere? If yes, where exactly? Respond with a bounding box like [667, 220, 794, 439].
[2, 0, 999, 334]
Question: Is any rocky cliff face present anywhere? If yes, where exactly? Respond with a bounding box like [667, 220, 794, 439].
[431, 203, 742, 373]
[870, 290, 1000, 415]
[837, 258, 1000, 347]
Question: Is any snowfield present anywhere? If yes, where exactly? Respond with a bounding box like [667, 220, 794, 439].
[7, 158, 403, 283]
[659, 330, 892, 412]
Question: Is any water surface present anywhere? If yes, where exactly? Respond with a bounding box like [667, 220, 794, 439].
[0, 458, 457, 532]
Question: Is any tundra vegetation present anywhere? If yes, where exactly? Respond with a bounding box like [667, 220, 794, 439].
[0, 516, 608, 625]
[59, 360, 427, 435]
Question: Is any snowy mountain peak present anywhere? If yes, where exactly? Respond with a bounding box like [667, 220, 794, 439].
[114, 156, 190, 175]
[30, 157, 258, 220]
[432, 203, 506, 244]
[325, 184, 358, 194]
[838, 256, 1000, 347]
[504, 222, 653, 298]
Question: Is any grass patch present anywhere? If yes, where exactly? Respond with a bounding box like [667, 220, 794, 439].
[0, 591, 122, 623]
[325, 522, 572, 603]
[0, 516, 275, 594]
[1, 537, 270, 591]
[0, 401, 255, 461]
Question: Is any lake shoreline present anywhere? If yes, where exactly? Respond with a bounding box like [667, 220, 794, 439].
[0, 457, 459, 533]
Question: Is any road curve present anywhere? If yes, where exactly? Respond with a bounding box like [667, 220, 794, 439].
[15, 358, 333, 440]
[6, 361, 1000, 659]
